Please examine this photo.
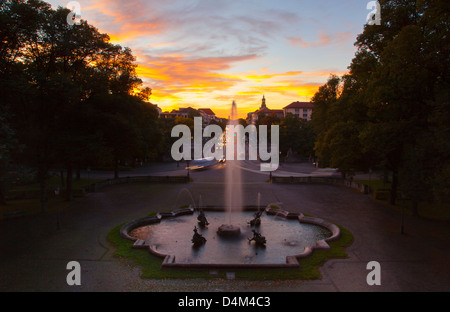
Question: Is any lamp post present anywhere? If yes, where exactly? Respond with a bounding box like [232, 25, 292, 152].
[401, 205, 405, 234]
[54, 187, 60, 230]
[186, 160, 190, 180]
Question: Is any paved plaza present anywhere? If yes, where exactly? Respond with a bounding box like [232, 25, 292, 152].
[1, 162, 449, 292]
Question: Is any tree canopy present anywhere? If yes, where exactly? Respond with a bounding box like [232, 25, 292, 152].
[311, 0, 450, 210]
[0, 0, 162, 207]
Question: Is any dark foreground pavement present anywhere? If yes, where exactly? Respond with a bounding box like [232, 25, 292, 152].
[1, 162, 449, 292]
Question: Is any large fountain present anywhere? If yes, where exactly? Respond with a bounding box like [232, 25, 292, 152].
[119, 100, 341, 269]
[217, 100, 243, 237]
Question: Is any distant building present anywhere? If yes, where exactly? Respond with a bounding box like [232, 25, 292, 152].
[270, 109, 285, 119]
[160, 107, 218, 125]
[175, 107, 193, 118]
[161, 107, 198, 118]
[261, 95, 267, 109]
[198, 108, 217, 124]
[283, 101, 314, 121]
[159, 107, 193, 121]
[247, 96, 284, 124]
[160, 112, 177, 120]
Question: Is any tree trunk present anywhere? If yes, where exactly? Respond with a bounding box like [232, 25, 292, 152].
[60, 169, 65, 188]
[114, 159, 119, 179]
[0, 185, 6, 205]
[411, 199, 419, 217]
[383, 169, 389, 186]
[390, 169, 398, 206]
[66, 164, 73, 201]
[38, 166, 48, 213]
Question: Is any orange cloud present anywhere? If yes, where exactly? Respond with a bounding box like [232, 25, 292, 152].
[138, 61, 346, 116]
[136, 54, 258, 94]
[288, 32, 353, 48]
[241, 70, 348, 83]
[244, 71, 304, 80]
[91, 0, 170, 43]
[249, 82, 322, 97]
[73, 0, 356, 119]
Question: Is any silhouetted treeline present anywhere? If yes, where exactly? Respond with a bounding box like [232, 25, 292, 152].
[311, 0, 450, 212]
[0, 0, 163, 208]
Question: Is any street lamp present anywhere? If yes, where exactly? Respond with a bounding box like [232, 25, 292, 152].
[186, 160, 190, 180]
[54, 186, 61, 230]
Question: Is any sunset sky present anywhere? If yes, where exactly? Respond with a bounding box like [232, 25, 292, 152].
[48, 0, 370, 118]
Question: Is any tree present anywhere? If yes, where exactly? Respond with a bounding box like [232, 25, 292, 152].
[311, 0, 450, 211]
[311, 75, 341, 168]
[0, 0, 163, 206]
[0, 109, 17, 205]
[279, 113, 315, 159]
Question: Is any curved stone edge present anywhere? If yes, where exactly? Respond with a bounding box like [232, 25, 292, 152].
[264, 207, 341, 263]
[120, 207, 195, 263]
[264, 207, 300, 220]
[119, 207, 194, 243]
[119, 206, 341, 269]
[292, 213, 341, 260]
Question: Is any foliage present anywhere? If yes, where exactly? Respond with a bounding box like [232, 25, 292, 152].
[311, 0, 450, 209]
[0, 0, 162, 207]
[0, 109, 17, 204]
[279, 113, 315, 158]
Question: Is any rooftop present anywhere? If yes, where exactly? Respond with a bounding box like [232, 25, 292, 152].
[283, 102, 314, 109]
[198, 108, 216, 116]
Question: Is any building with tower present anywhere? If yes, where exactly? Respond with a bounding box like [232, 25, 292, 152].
[246, 96, 284, 124]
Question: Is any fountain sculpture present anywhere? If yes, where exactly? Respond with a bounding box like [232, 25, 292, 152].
[192, 226, 207, 247]
[248, 211, 262, 227]
[248, 229, 266, 246]
[197, 209, 209, 228]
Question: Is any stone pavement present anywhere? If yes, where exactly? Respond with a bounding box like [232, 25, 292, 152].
[1, 162, 449, 292]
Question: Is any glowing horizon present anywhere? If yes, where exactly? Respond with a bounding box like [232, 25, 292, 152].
[49, 0, 369, 118]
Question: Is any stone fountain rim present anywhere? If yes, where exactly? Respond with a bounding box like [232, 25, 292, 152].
[119, 205, 341, 269]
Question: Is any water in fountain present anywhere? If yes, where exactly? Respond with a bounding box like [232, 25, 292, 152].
[198, 194, 203, 210]
[218, 100, 243, 237]
[174, 188, 197, 210]
[257, 192, 261, 211]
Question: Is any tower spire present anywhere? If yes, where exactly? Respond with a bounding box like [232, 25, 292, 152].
[261, 95, 266, 109]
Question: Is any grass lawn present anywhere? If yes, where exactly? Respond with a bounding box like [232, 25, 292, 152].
[0, 197, 70, 220]
[385, 199, 450, 221]
[357, 179, 450, 221]
[107, 218, 354, 281]
[356, 179, 391, 192]
[11, 176, 103, 192]
[1, 177, 103, 220]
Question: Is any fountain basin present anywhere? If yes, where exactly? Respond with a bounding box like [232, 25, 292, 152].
[120, 206, 341, 269]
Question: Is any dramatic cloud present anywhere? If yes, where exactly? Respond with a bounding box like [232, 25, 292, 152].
[134, 53, 260, 106]
[49, 0, 365, 116]
[287, 32, 353, 48]
[248, 82, 323, 97]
